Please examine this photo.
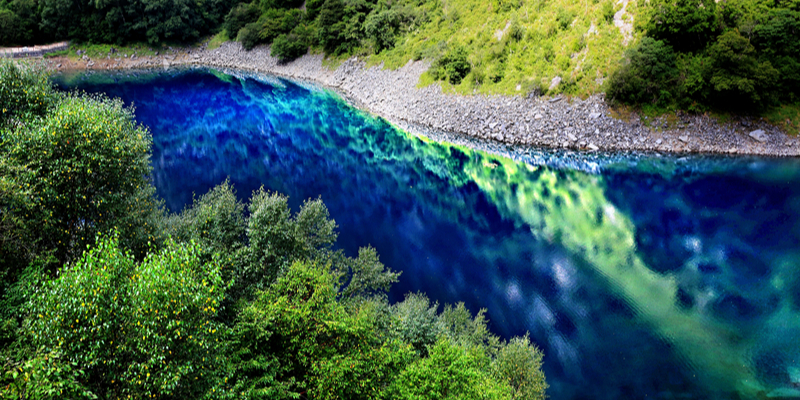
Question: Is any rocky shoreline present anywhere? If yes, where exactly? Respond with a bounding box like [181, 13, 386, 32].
[45, 41, 800, 157]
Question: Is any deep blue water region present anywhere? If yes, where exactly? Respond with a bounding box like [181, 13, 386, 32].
[55, 68, 800, 400]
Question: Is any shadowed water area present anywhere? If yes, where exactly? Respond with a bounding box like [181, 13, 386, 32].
[55, 68, 800, 400]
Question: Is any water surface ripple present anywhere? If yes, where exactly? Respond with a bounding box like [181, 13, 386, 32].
[56, 68, 800, 400]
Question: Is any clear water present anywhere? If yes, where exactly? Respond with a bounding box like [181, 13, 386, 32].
[55, 68, 800, 400]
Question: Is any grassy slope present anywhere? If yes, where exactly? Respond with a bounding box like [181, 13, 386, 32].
[371, 0, 639, 97]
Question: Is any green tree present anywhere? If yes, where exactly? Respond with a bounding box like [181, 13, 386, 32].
[0, 8, 20, 45]
[752, 8, 800, 100]
[365, 6, 416, 52]
[318, 0, 347, 54]
[493, 334, 548, 400]
[0, 61, 57, 127]
[606, 37, 680, 107]
[24, 234, 229, 399]
[643, 0, 718, 52]
[271, 32, 308, 62]
[390, 292, 440, 356]
[1, 91, 157, 266]
[385, 339, 513, 400]
[224, 2, 260, 37]
[230, 260, 413, 399]
[169, 179, 246, 259]
[257, 8, 304, 43]
[708, 29, 779, 109]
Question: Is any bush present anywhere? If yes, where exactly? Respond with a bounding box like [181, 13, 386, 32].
[556, 8, 574, 30]
[0, 61, 57, 127]
[24, 234, 229, 399]
[0, 349, 96, 399]
[431, 45, 471, 85]
[237, 21, 262, 50]
[601, 0, 615, 24]
[258, 8, 304, 43]
[606, 37, 680, 107]
[224, 2, 260, 37]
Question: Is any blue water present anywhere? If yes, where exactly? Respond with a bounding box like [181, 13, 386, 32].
[55, 68, 800, 400]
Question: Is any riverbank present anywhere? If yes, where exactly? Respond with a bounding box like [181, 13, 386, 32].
[42, 41, 800, 157]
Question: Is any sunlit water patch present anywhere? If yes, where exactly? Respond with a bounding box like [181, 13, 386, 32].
[55, 68, 800, 400]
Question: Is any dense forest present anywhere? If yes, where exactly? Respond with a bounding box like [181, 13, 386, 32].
[0, 61, 548, 399]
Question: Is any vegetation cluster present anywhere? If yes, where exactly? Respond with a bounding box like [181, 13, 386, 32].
[0, 0, 235, 45]
[607, 0, 800, 117]
[0, 61, 548, 400]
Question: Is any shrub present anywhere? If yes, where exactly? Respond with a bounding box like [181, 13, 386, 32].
[606, 37, 680, 107]
[556, 8, 574, 31]
[224, 2, 260, 37]
[237, 21, 262, 50]
[0, 61, 57, 127]
[431, 45, 471, 85]
[602, 0, 615, 24]
[0, 349, 96, 400]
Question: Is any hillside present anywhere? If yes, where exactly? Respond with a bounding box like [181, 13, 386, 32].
[214, 0, 799, 132]
[367, 0, 636, 97]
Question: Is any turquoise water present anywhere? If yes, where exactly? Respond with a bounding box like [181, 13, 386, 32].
[55, 68, 800, 400]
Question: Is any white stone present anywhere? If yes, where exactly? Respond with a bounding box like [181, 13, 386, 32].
[749, 129, 768, 143]
[679, 135, 689, 143]
[588, 143, 599, 151]
[549, 76, 562, 91]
